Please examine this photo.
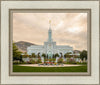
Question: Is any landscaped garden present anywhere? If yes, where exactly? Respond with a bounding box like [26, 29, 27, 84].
[13, 43, 87, 72]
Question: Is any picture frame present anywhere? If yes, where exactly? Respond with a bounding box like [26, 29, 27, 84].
[0, 0, 100, 85]
[9, 9, 91, 76]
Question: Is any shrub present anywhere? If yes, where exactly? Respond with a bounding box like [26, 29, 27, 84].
[21, 61, 27, 64]
[37, 58, 42, 63]
[44, 59, 48, 63]
[58, 58, 63, 63]
[22, 54, 29, 58]
[13, 61, 18, 65]
[31, 53, 36, 58]
[68, 58, 76, 64]
[52, 58, 56, 63]
[49, 59, 52, 62]
[83, 62, 87, 64]
[80, 62, 87, 64]
[54, 62, 57, 65]
[13, 60, 21, 64]
[30, 59, 35, 64]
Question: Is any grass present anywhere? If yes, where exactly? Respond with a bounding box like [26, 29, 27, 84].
[13, 65, 87, 72]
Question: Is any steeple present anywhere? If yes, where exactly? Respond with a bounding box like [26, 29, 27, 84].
[48, 20, 52, 42]
[49, 20, 51, 30]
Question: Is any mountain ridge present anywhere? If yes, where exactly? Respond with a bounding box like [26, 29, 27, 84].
[14, 41, 36, 52]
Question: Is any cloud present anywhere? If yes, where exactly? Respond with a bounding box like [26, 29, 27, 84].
[13, 13, 87, 51]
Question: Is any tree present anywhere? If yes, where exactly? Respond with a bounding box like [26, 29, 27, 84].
[37, 52, 40, 58]
[42, 53, 46, 58]
[54, 53, 59, 58]
[80, 50, 87, 60]
[52, 54, 55, 58]
[13, 43, 22, 61]
[22, 52, 29, 58]
[64, 53, 67, 58]
[31, 53, 36, 58]
[60, 52, 63, 57]
[47, 54, 48, 59]
[64, 52, 72, 58]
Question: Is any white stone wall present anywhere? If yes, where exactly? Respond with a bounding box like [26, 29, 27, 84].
[27, 44, 73, 56]
[27, 45, 45, 55]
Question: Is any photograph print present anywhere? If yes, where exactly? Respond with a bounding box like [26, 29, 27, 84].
[13, 12, 88, 72]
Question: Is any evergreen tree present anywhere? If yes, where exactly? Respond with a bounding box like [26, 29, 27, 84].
[80, 50, 87, 60]
[13, 43, 22, 61]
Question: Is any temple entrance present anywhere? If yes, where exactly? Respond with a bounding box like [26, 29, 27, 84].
[48, 51, 52, 59]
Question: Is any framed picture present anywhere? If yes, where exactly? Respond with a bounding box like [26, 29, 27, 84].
[9, 9, 91, 76]
[0, 0, 100, 85]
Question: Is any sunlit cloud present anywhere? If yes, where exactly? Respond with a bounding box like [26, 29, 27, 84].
[13, 13, 87, 51]
[67, 27, 83, 33]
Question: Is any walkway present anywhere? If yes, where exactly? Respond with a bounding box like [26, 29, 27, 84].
[19, 64, 82, 67]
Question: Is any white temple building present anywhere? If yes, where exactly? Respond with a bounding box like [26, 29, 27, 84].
[27, 21, 73, 58]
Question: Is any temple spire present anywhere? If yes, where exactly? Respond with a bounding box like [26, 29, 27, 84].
[49, 20, 51, 29]
[48, 20, 52, 42]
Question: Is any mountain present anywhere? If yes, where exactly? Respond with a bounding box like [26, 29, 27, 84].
[14, 41, 36, 52]
[73, 50, 81, 54]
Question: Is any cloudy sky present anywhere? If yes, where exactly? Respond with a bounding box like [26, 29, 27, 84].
[13, 13, 87, 51]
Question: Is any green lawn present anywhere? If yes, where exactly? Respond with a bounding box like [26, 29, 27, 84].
[13, 65, 87, 72]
